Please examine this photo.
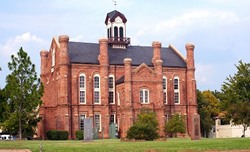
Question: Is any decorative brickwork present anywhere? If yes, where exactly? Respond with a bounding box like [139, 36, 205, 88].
[38, 10, 200, 140]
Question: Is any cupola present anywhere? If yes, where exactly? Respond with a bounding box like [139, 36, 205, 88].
[105, 10, 130, 49]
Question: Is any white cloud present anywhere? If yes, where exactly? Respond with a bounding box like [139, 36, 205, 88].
[0, 32, 49, 88]
[134, 10, 239, 43]
[0, 32, 45, 57]
[70, 35, 84, 42]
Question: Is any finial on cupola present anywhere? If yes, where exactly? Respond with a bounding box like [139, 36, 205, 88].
[112, 0, 117, 10]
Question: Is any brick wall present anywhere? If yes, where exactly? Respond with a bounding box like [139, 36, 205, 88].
[38, 35, 200, 139]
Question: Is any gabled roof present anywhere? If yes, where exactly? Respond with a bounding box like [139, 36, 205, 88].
[68, 42, 187, 68]
[105, 10, 127, 25]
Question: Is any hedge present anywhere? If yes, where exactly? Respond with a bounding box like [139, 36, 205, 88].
[46, 130, 68, 140]
[75, 130, 84, 140]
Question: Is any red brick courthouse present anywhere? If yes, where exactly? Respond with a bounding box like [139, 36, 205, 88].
[38, 10, 200, 139]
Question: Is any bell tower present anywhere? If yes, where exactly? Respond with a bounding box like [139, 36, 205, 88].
[105, 10, 130, 49]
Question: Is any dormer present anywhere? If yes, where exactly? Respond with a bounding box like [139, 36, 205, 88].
[105, 10, 130, 49]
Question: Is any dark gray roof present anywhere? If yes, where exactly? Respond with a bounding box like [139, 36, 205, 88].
[68, 42, 186, 68]
[105, 10, 127, 24]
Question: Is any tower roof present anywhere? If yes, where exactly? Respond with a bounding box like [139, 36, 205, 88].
[105, 10, 127, 25]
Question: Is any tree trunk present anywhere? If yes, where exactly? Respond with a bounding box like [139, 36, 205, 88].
[242, 124, 247, 137]
[19, 114, 22, 139]
[19, 103, 22, 140]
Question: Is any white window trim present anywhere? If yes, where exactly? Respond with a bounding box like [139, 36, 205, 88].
[79, 73, 86, 104]
[174, 77, 180, 104]
[108, 75, 115, 104]
[163, 76, 167, 104]
[94, 114, 102, 132]
[117, 91, 120, 106]
[94, 74, 101, 104]
[140, 89, 150, 104]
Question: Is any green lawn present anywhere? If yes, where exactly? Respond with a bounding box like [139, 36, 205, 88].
[0, 138, 250, 152]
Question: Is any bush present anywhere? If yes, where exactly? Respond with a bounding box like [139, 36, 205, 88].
[58, 131, 68, 140]
[75, 130, 84, 140]
[165, 114, 186, 137]
[46, 130, 68, 140]
[126, 108, 159, 140]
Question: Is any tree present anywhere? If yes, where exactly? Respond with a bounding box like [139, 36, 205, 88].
[127, 108, 159, 140]
[2, 47, 43, 139]
[164, 114, 186, 137]
[197, 90, 219, 137]
[0, 88, 8, 123]
[221, 60, 250, 137]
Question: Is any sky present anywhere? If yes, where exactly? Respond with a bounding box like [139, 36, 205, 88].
[0, 0, 249, 91]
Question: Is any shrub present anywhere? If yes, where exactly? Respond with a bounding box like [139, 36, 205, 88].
[46, 130, 68, 140]
[58, 131, 68, 140]
[46, 130, 57, 140]
[75, 130, 84, 140]
[126, 108, 159, 140]
[164, 114, 186, 137]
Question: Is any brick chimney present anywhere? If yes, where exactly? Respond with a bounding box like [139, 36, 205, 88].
[98, 38, 109, 104]
[122, 58, 133, 138]
[40, 50, 49, 76]
[152, 41, 162, 66]
[57, 35, 71, 138]
[58, 35, 69, 65]
[185, 43, 200, 139]
[185, 43, 196, 106]
[98, 38, 109, 66]
[186, 43, 195, 70]
[124, 58, 132, 105]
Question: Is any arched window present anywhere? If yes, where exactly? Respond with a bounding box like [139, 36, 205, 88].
[173, 77, 180, 104]
[79, 73, 86, 104]
[109, 27, 112, 38]
[140, 89, 149, 104]
[114, 26, 118, 41]
[51, 48, 55, 72]
[107, 28, 110, 38]
[163, 76, 167, 104]
[108, 75, 115, 104]
[119, 27, 123, 41]
[94, 74, 100, 104]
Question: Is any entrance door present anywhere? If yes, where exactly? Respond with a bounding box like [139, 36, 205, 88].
[109, 123, 117, 139]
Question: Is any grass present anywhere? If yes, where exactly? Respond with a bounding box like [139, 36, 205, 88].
[0, 138, 250, 152]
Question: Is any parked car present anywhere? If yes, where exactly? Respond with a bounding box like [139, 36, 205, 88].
[0, 134, 14, 140]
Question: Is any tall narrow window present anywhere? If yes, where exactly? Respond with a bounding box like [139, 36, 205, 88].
[94, 74, 100, 104]
[140, 89, 149, 104]
[109, 75, 115, 104]
[79, 74, 86, 104]
[52, 48, 55, 67]
[114, 26, 118, 41]
[119, 27, 124, 41]
[174, 77, 180, 104]
[79, 114, 86, 130]
[163, 76, 167, 104]
[109, 27, 112, 39]
[107, 28, 110, 38]
[94, 114, 101, 132]
[51, 48, 55, 72]
[165, 114, 169, 123]
[110, 114, 116, 124]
